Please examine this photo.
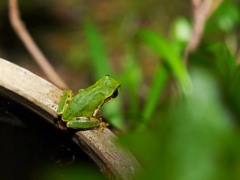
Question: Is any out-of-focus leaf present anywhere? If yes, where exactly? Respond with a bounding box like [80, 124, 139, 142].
[215, 1, 239, 32]
[84, 22, 112, 79]
[172, 17, 192, 45]
[206, 43, 236, 75]
[171, 17, 192, 56]
[120, 45, 142, 123]
[103, 98, 124, 130]
[225, 65, 240, 122]
[119, 68, 238, 180]
[84, 22, 123, 130]
[207, 1, 240, 32]
[137, 65, 168, 131]
[167, 68, 234, 180]
[140, 30, 192, 94]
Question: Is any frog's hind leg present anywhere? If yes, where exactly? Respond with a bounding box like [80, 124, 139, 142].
[66, 117, 100, 129]
[57, 90, 74, 115]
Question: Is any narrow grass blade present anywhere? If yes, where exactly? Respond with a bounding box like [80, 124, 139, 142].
[84, 22, 112, 78]
[140, 30, 192, 94]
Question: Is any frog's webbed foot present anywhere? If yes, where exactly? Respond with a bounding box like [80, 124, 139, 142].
[98, 122, 109, 131]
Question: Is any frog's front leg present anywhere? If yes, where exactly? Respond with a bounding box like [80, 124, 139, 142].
[57, 90, 74, 115]
[93, 107, 101, 117]
[65, 117, 101, 129]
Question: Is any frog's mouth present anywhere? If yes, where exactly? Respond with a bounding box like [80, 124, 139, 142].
[104, 85, 121, 103]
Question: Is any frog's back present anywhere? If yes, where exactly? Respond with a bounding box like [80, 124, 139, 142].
[62, 87, 105, 120]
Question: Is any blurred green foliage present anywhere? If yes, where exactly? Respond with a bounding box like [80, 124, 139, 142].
[120, 68, 240, 180]
[118, 1, 240, 179]
[1, 0, 240, 179]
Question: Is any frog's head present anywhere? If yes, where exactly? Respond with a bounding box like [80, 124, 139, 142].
[98, 75, 121, 103]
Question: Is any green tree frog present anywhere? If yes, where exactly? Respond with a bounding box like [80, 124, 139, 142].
[57, 75, 120, 129]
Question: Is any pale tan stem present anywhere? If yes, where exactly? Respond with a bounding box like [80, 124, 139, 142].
[8, 0, 68, 89]
[184, 0, 224, 64]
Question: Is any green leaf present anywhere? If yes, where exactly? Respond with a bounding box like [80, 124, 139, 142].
[172, 17, 192, 44]
[137, 65, 168, 131]
[120, 45, 142, 121]
[84, 22, 112, 79]
[166, 68, 235, 180]
[215, 1, 240, 32]
[206, 43, 236, 75]
[206, 1, 240, 32]
[120, 68, 237, 180]
[140, 30, 192, 94]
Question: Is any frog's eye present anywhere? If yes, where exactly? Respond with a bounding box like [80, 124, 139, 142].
[111, 88, 119, 99]
[104, 87, 120, 103]
[112, 85, 121, 98]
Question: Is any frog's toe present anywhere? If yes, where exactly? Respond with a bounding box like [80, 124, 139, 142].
[98, 122, 109, 131]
